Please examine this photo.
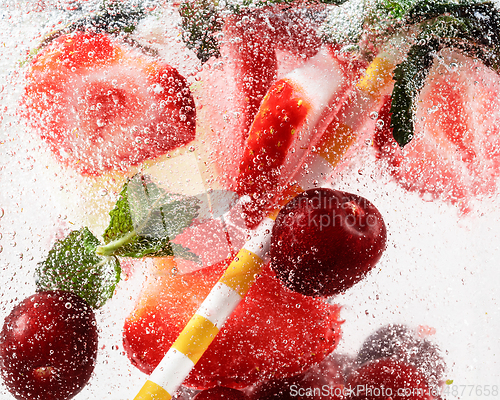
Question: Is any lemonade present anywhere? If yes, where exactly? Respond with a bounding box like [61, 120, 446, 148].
[1, 0, 500, 399]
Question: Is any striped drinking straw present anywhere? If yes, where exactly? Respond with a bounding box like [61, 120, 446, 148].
[133, 50, 397, 400]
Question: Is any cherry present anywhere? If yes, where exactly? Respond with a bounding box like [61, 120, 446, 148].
[249, 352, 352, 399]
[356, 324, 445, 393]
[346, 359, 432, 400]
[270, 188, 387, 297]
[0, 290, 98, 400]
[193, 386, 250, 399]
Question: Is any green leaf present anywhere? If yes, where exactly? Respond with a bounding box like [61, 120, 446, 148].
[321, 0, 369, 46]
[179, 0, 223, 63]
[36, 228, 121, 309]
[390, 12, 500, 146]
[390, 42, 437, 146]
[98, 174, 200, 259]
[170, 243, 201, 263]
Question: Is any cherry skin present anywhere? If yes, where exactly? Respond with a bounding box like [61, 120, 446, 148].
[270, 188, 387, 297]
[0, 290, 98, 400]
[356, 324, 445, 393]
[345, 358, 431, 400]
[250, 353, 349, 400]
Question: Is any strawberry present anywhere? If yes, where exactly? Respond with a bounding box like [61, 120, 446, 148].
[200, 6, 325, 191]
[123, 256, 342, 389]
[21, 31, 196, 176]
[374, 52, 500, 212]
[236, 46, 359, 227]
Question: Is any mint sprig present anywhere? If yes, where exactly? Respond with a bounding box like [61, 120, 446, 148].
[322, 0, 500, 147]
[36, 174, 205, 309]
[97, 175, 200, 259]
[36, 228, 121, 309]
[390, 8, 500, 146]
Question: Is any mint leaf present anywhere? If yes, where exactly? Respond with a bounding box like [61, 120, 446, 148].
[36, 228, 121, 309]
[98, 175, 200, 259]
[179, 0, 223, 63]
[321, 0, 369, 46]
[170, 243, 201, 263]
[390, 42, 436, 146]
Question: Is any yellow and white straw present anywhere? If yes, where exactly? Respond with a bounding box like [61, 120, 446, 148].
[133, 51, 397, 400]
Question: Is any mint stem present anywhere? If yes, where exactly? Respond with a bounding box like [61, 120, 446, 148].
[96, 231, 137, 256]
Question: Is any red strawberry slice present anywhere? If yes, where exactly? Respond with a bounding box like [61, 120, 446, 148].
[375, 52, 500, 212]
[199, 7, 324, 191]
[21, 31, 196, 176]
[123, 257, 342, 389]
[235, 46, 359, 227]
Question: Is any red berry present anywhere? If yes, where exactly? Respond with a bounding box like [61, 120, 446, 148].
[21, 31, 196, 176]
[374, 52, 500, 213]
[345, 359, 432, 400]
[123, 256, 342, 389]
[356, 325, 445, 394]
[203, 7, 325, 192]
[270, 188, 387, 297]
[0, 290, 98, 400]
[250, 353, 349, 399]
[193, 386, 250, 399]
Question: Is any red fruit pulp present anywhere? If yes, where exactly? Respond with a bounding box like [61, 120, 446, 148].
[123, 257, 342, 389]
[201, 7, 324, 190]
[193, 386, 250, 399]
[21, 32, 196, 176]
[237, 79, 312, 199]
[0, 290, 98, 400]
[374, 52, 500, 212]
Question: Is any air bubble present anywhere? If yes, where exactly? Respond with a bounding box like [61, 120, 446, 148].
[369, 111, 378, 120]
[376, 119, 384, 128]
[65, 302, 72, 309]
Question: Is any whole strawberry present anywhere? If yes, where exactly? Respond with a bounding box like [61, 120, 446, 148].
[21, 31, 196, 175]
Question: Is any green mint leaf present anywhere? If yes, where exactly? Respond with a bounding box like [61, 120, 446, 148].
[29, 0, 155, 61]
[98, 175, 200, 259]
[390, 42, 436, 146]
[170, 243, 202, 264]
[321, 0, 369, 46]
[179, 0, 223, 63]
[379, 0, 418, 20]
[36, 228, 121, 309]
[69, 0, 148, 34]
